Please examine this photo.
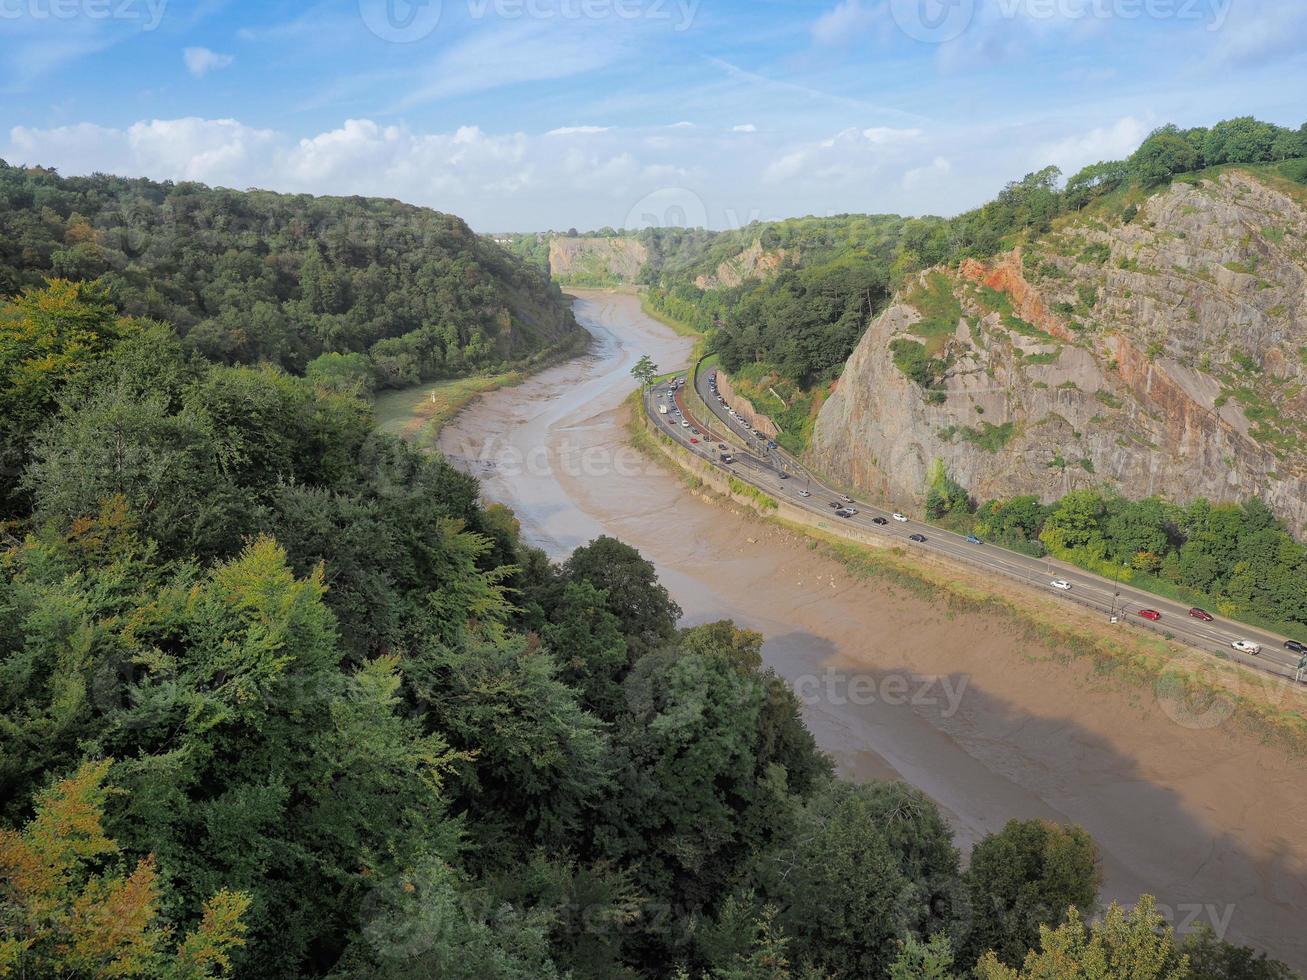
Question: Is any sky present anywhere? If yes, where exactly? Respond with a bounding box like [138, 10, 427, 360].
[1, 0, 1305, 232]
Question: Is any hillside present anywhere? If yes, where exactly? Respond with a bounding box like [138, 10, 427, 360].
[0, 161, 582, 387]
[812, 168, 1307, 533]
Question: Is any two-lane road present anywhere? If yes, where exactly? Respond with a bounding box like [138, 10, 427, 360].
[649, 370, 1306, 684]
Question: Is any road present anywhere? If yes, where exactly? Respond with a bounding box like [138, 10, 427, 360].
[645, 366, 1306, 685]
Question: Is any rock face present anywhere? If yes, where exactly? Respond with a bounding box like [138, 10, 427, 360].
[812, 172, 1307, 534]
[548, 237, 648, 283]
[694, 241, 796, 290]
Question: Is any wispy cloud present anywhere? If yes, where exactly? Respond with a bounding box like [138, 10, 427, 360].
[183, 47, 234, 78]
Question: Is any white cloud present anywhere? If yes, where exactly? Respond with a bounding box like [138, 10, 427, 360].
[732, 124, 757, 133]
[546, 126, 611, 136]
[183, 47, 234, 78]
[902, 156, 951, 190]
[862, 126, 923, 144]
[1037, 116, 1150, 175]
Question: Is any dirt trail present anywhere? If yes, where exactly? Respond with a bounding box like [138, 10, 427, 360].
[439, 290, 1307, 967]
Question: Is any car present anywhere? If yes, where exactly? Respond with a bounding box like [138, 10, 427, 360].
[690, 437, 699, 444]
[718, 443, 727, 450]
[690, 428, 700, 435]
[1050, 580, 1072, 591]
[680, 420, 690, 428]
[966, 535, 982, 545]
[841, 507, 859, 516]
[1285, 640, 1307, 654]
[778, 472, 789, 480]
[1189, 607, 1215, 622]
[766, 441, 777, 450]
[841, 495, 854, 503]
[829, 501, 843, 510]
[798, 490, 812, 498]
[1138, 609, 1162, 621]
[872, 517, 889, 526]
[892, 513, 908, 523]
[909, 533, 927, 543]
[1232, 640, 1262, 656]
[836, 509, 854, 520]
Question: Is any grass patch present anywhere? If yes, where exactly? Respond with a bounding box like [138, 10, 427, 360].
[940, 421, 1017, 452]
[905, 271, 964, 355]
[373, 371, 526, 452]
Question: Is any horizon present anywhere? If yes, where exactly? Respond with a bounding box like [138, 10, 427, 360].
[2, 0, 1304, 232]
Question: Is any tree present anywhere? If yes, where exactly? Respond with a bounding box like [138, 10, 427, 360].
[1040, 490, 1108, 559]
[973, 897, 1187, 980]
[631, 353, 658, 390]
[1182, 926, 1297, 980]
[0, 759, 250, 979]
[891, 933, 959, 980]
[960, 819, 1101, 968]
[563, 536, 682, 659]
[759, 781, 918, 979]
[1131, 126, 1202, 186]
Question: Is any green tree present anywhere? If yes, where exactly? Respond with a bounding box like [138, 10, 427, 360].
[631, 353, 658, 389]
[960, 819, 1101, 968]
[563, 536, 682, 658]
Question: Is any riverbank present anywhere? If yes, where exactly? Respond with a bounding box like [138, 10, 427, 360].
[372, 330, 589, 450]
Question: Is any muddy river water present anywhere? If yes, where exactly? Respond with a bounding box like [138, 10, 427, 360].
[439, 290, 1307, 966]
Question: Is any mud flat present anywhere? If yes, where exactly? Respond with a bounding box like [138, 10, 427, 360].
[439, 289, 1307, 967]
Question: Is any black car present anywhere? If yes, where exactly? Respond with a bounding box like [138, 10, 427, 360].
[909, 534, 927, 543]
[871, 517, 889, 526]
[829, 501, 843, 510]
[836, 510, 854, 520]
[1287, 640, 1307, 654]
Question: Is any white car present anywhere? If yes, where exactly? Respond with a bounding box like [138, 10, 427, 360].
[892, 513, 908, 523]
[798, 490, 812, 498]
[1050, 580, 1072, 591]
[680, 420, 690, 428]
[1231, 640, 1262, 656]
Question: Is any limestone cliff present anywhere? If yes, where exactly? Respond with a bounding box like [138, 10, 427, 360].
[694, 241, 797, 290]
[547, 237, 648, 283]
[812, 171, 1307, 533]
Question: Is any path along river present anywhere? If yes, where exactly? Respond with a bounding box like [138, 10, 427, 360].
[439, 290, 1307, 967]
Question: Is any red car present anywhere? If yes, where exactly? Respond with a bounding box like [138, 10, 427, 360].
[1138, 609, 1162, 622]
[1189, 608, 1215, 622]
[690, 437, 699, 444]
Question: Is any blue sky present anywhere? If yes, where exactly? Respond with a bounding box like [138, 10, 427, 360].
[2, 0, 1305, 230]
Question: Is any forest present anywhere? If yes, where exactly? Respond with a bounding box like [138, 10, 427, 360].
[0, 161, 582, 390]
[2, 275, 1298, 977]
[644, 116, 1307, 391]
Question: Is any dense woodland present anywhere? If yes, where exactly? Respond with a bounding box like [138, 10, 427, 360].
[1, 272, 1297, 976]
[0, 161, 582, 391]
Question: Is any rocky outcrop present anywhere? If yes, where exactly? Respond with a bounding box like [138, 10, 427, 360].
[694, 240, 797, 290]
[813, 172, 1307, 534]
[548, 237, 648, 283]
